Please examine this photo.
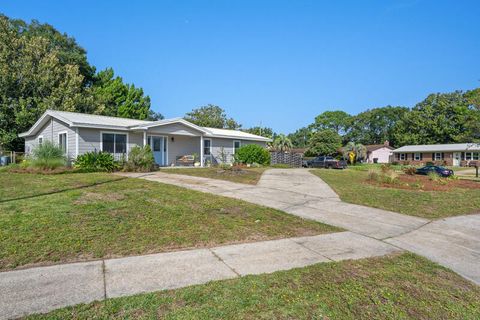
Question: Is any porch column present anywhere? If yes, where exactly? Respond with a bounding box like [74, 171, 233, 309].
[143, 131, 147, 146]
[200, 135, 204, 167]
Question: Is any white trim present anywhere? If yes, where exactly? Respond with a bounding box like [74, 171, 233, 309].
[38, 135, 44, 145]
[200, 135, 204, 167]
[75, 128, 79, 158]
[100, 131, 129, 158]
[57, 131, 68, 156]
[399, 153, 406, 161]
[143, 131, 147, 147]
[131, 118, 209, 134]
[434, 152, 442, 161]
[233, 140, 241, 154]
[414, 152, 421, 161]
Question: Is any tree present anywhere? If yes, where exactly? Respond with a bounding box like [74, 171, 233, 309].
[287, 126, 312, 148]
[8, 16, 96, 85]
[343, 141, 367, 164]
[272, 134, 293, 152]
[312, 111, 351, 135]
[243, 126, 274, 138]
[345, 106, 408, 146]
[0, 15, 87, 150]
[306, 129, 342, 156]
[184, 104, 241, 129]
[91, 68, 154, 120]
[394, 91, 480, 145]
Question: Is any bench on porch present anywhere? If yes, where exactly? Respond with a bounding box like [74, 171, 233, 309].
[175, 155, 195, 166]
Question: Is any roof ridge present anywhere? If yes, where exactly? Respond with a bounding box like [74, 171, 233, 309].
[48, 109, 152, 122]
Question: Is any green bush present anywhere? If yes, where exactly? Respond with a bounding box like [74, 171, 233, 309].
[402, 166, 417, 175]
[123, 145, 155, 172]
[75, 151, 116, 172]
[234, 144, 270, 166]
[30, 141, 66, 169]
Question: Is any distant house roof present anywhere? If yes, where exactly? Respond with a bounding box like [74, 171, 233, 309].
[19, 110, 271, 142]
[365, 144, 394, 152]
[393, 143, 480, 153]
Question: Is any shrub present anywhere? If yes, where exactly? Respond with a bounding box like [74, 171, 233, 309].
[75, 151, 116, 172]
[382, 170, 399, 184]
[427, 171, 440, 182]
[426, 161, 434, 166]
[403, 166, 417, 175]
[367, 169, 380, 181]
[234, 144, 270, 166]
[123, 145, 155, 172]
[380, 164, 392, 173]
[30, 141, 66, 169]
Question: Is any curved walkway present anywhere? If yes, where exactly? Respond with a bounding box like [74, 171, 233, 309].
[1, 168, 479, 319]
[127, 168, 480, 285]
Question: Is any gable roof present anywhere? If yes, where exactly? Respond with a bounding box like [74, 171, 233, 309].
[365, 144, 394, 152]
[19, 110, 271, 142]
[393, 143, 480, 153]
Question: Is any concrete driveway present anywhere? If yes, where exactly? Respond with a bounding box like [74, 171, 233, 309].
[125, 168, 480, 285]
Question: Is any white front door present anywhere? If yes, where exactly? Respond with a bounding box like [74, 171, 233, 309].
[453, 152, 461, 166]
[149, 136, 167, 166]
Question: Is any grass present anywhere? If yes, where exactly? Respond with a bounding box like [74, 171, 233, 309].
[27, 253, 480, 319]
[0, 172, 337, 271]
[161, 167, 267, 184]
[313, 169, 480, 219]
[0, 172, 123, 202]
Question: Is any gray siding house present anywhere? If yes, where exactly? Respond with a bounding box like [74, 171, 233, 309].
[19, 110, 271, 166]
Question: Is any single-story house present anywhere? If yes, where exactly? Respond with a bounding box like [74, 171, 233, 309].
[365, 141, 393, 164]
[19, 110, 271, 166]
[392, 143, 480, 167]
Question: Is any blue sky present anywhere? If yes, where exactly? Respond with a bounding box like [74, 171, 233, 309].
[2, 1, 479, 133]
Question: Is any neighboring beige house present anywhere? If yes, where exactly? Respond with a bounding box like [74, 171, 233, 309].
[392, 143, 480, 167]
[365, 141, 393, 164]
[19, 110, 271, 166]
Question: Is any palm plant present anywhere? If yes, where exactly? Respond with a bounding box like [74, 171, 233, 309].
[273, 134, 293, 152]
[343, 141, 367, 164]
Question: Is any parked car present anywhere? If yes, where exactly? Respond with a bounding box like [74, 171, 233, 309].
[304, 156, 347, 169]
[415, 165, 454, 177]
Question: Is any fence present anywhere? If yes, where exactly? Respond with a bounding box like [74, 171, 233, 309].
[270, 151, 303, 168]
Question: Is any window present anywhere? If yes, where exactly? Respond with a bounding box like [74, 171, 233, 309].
[434, 152, 443, 161]
[38, 135, 43, 146]
[203, 139, 211, 156]
[399, 153, 406, 161]
[101, 133, 127, 154]
[465, 152, 479, 161]
[414, 153, 422, 161]
[58, 132, 67, 154]
[233, 140, 241, 154]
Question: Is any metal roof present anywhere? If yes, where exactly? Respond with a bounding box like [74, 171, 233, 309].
[393, 143, 480, 153]
[19, 110, 271, 142]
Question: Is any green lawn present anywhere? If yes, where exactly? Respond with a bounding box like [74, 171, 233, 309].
[0, 172, 337, 271]
[27, 253, 480, 320]
[313, 169, 480, 219]
[162, 167, 267, 184]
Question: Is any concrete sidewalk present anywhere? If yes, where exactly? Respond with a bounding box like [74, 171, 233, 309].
[0, 232, 399, 320]
[123, 169, 480, 285]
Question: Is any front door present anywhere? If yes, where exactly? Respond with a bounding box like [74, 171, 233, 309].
[149, 136, 167, 166]
[453, 152, 461, 166]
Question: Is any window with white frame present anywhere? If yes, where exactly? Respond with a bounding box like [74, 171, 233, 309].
[203, 139, 211, 156]
[465, 152, 479, 161]
[414, 152, 421, 161]
[58, 132, 67, 154]
[38, 135, 43, 146]
[399, 153, 406, 161]
[434, 152, 442, 161]
[233, 140, 241, 154]
[101, 133, 127, 154]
